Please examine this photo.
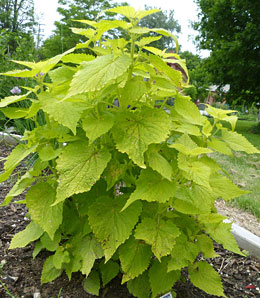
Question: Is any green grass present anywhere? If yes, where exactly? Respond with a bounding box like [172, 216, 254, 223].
[214, 120, 260, 219]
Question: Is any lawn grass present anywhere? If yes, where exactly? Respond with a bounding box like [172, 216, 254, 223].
[213, 120, 260, 219]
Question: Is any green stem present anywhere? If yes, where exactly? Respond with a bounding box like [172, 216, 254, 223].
[128, 34, 136, 80]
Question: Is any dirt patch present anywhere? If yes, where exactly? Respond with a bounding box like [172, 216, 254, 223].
[1, 144, 260, 298]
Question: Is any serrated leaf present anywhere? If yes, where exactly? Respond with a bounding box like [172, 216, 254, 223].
[149, 258, 180, 298]
[78, 235, 104, 277]
[203, 221, 242, 255]
[61, 53, 95, 64]
[88, 196, 142, 261]
[170, 134, 212, 156]
[127, 271, 151, 298]
[0, 144, 37, 183]
[82, 110, 114, 143]
[105, 6, 137, 20]
[1, 68, 38, 77]
[83, 270, 100, 296]
[40, 231, 61, 252]
[136, 36, 162, 48]
[177, 153, 211, 188]
[68, 54, 131, 96]
[135, 217, 180, 260]
[208, 138, 233, 155]
[119, 78, 147, 109]
[55, 141, 111, 204]
[99, 260, 119, 286]
[221, 129, 260, 154]
[112, 107, 171, 167]
[146, 147, 172, 181]
[148, 54, 182, 88]
[26, 183, 63, 239]
[41, 255, 62, 284]
[210, 173, 249, 201]
[119, 236, 152, 283]
[189, 261, 227, 297]
[123, 168, 176, 210]
[173, 184, 212, 215]
[196, 234, 218, 258]
[9, 221, 43, 249]
[49, 65, 75, 83]
[53, 247, 70, 269]
[173, 94, 204, 126]
[1, 107, 29, 119]
[168, 234, 199, 271]
[38, 145, 62, 161]
[39, 92, 86, 134]
[172, 121, 201, 136]
[0, 92, 31, 107]
[103, 159, 127, 190]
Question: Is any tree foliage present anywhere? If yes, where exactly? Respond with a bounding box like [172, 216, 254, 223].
[193, 0, 260, 104]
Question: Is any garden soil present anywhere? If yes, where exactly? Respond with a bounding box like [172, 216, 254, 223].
[1, 144, 260, 298]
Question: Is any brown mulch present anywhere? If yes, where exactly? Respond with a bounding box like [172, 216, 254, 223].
[1, 144, 260, 298]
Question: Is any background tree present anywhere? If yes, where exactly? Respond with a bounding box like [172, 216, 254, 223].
[193, 0, 260, 104]
[180, 51, 211, 101]
[39, 0, 127, 58]
[139, 5, 181, 50]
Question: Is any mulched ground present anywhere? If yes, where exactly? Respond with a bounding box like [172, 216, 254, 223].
[1, 144, 260, 298]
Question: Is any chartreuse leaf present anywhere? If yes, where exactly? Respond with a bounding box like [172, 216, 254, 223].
[122, 168, 176, 210]
[38, 145, 62, 161]
[40, 231, 61, 252]
[221, 129, 260, 154]
[103, 159, 127, 190]
[48, 65, 76, 83]
[55, 141, 111, 204]
[1, 107, 29, 119]
[9, 221, 43, 249]
[99, 260, 119, 286]
[168, 234, 199, 272]
[26, 182, 63, 239]
[39, 92, 87, 134]
[148, 54, 182, 88]
[136, 36, 162, 48]
[146, 146, 172, 180]
[0, 144, 37, 183]
[177, 153, 211, 189]
[208, 137, 233, 155]
[210, 173, 249, 201]
[135, 217, 180, 260]
[127, 271, 151, 298]
[205, 105, 235, 120]
[119, 236, 152, 283]
[78, 235, 104, 277]
[170, 134, 212, 156]
[61, 53, 95, 64]
[105, 6, 159, 21]
[149, 258, 180, 298]
[53, 247, 70, 269]
[173, 94, 204, 126]
[196, 234, 218, 258]
[88, 196, 142, 261]
[83, 270, 100, 296]
[200, 217, 242, 255]
[81, 110, 114, 143]
[174, 184, 212, 215]
[41, 255, 62, 284]
[0, 91, 31, 107]
[119, 77, 147, 109]
[189, 261, 227, 298]
[68, 54, 131, 97]
[112, 107, 171, 168]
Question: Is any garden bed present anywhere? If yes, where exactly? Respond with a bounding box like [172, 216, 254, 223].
[1, 144, 260, 298]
